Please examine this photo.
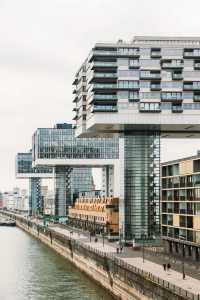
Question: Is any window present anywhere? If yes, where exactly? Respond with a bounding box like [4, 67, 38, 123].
[161, 92, 182, 100]
[118, 47, 139, 55]
[194, 159, 200, 173]
[139, 102, 161, 112]
[140, 92, 160, 99]
[118, 80, 139, 89]
[118, 70, 139, 77]
[129, 91, 139, 101]
[162, 81, 182, 89]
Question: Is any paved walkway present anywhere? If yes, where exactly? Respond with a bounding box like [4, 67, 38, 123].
[4, 213, 200, 296]
[50, 224, 200, 295]
[122, 257, 200, 295]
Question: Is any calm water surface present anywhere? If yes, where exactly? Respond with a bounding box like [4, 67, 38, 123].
[0, 227, 114, 300]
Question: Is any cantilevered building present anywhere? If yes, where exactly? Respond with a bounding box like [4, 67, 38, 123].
[32, 123, 117, 216]
[72, 36, 200, 240]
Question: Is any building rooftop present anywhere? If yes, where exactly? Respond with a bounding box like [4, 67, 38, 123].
[161, 151, 200, 166]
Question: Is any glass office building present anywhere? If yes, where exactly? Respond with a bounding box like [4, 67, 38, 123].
[32, 124, 111, 216]
[33, 127, 119, 161]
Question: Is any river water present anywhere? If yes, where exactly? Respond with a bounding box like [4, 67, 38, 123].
[0, 227, 114, 300]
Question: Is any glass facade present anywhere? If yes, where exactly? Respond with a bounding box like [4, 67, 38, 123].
[16, 152, 52, 175]
[33, 128, 119, 161]
[124, 131, 160, 240]
[54, 166, 94, 217]
[29, 178, 41, 216]
[16, 152, 53, 216]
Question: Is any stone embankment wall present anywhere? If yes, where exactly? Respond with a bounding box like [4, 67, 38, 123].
[3, 212, 197, 300]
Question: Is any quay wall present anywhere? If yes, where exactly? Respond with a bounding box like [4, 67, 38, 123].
[2, 212, 197, 300]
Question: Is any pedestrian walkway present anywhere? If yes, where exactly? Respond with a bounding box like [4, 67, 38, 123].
[53, 226, 86, 240]
[51, 224, 200, 295]
[85, 241, 116, 253]
[122, 257, 200, 295]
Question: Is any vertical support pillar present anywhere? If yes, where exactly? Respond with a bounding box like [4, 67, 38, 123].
[102, 166, 114, 197]
[54, 166, 72, 217]
[123, 131, 160, 240]
[29, 178, 41, 216]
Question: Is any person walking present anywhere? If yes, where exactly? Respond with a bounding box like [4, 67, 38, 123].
[167, 263, 171, 271]
[163, 263, 166, 271]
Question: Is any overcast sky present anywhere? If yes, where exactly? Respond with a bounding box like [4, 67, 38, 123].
[1, 0, 200, 191]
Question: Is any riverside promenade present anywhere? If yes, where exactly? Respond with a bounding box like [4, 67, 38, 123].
[48, 223, 200, 297]
[2, 211, 200, 300]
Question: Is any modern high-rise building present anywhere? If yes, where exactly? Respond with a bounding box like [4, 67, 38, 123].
[72, 36, 200, 240]
[161, 152, 200, 260]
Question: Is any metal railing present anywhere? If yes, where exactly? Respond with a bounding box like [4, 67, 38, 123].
[3, 211, 200, 300]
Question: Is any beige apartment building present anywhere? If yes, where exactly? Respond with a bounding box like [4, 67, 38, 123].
[161, 151, 200, 260]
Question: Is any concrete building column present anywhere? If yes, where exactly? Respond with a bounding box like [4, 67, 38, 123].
[102, 165, 114, 197]
[54, 166, 72, 217]
[122, 131, 160, 241]
[29, 178, 41, 216]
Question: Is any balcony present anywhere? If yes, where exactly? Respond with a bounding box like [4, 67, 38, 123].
[183, 83, 193, 90]
[193, 83, 200, 90]
[162, 60, 184, 69]
[72, 89, 77, 94]
[89, 49, 117, 61]
[129, 93, 139, 102]
[184, 49, 200, 58]
[161, 92, 182, 102]
[118, 48, 140, 57]
[91, 83, 117, 91]
[194, 94, 200, 101]
[151, 83, 161, 91]
[92, 104, 118, 112]
[139, 102, 161, 113]
[93, 94, 117, 100]
[72, 78, 78, 85]
[151, 50, 161, 58]
[91, 61, 117, 69]
[194, 62, 200, 70]
[140, 72, 161, 80]
[88, 72, 117, 84]
[129, 60, 140, 68]
[172, 105, 183, 113]
[89, 94, 118, 105]
[118, 81, 139, 90]
[73, 96, 78, 103]
[93, 73, 117, 79]
[172, 73, 183, 80]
